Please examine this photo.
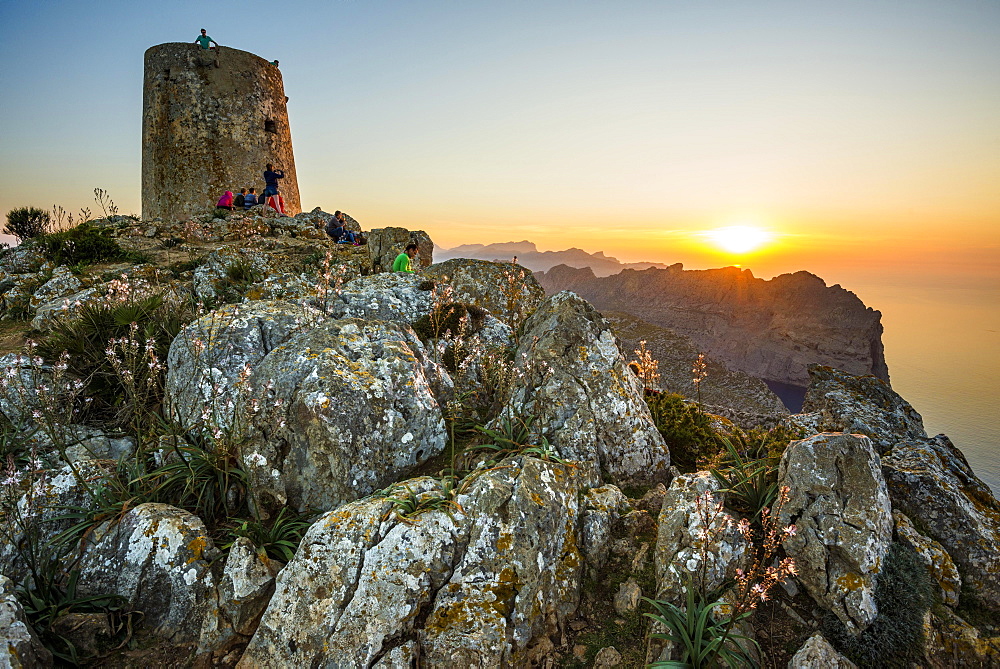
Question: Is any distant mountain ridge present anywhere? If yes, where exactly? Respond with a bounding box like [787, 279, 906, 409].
[437, 241, 669, 277]
[536, 263, 889, 390]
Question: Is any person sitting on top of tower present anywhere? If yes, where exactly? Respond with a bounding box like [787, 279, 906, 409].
[194, 29, 218, 49]
[262, 163, 284, 202]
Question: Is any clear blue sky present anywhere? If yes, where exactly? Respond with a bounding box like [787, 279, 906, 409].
[1, 0, 998, 282]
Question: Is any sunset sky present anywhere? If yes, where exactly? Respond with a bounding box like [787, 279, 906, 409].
[1, 0, 997, 288]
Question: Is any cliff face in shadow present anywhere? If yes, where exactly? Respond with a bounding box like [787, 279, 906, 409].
[535, 263, 889, 389]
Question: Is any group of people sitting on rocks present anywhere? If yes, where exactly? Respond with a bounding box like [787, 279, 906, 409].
[216, 163, 288, 215]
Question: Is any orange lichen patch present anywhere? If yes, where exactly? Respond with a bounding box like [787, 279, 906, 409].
[187, 535, 208, 563]
[496, 532, 513, 552]
[836, 571, 865, 592]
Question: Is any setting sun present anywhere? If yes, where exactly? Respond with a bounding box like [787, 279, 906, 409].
[704, 226, 772, 254]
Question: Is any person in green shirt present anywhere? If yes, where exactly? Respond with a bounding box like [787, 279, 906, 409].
[194, 29, 218, 49]
[392, 243, 418, 272]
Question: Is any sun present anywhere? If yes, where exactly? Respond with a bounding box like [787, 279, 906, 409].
[704, 225, 772, 254]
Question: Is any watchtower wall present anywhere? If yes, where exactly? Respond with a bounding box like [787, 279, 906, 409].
[142, 43, 300, 221]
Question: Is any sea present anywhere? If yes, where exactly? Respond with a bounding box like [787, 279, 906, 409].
[846, 276, 999, 495]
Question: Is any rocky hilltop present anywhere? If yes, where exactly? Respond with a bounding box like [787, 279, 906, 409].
[0, 209, 997, 667]
[438, 240, 669, 277]
[537, 263, 889, 391]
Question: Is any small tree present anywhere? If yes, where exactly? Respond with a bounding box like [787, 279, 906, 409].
[4, 207, 51, 241]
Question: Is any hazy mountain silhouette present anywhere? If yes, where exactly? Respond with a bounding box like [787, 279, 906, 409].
[437, 241, 669, 277]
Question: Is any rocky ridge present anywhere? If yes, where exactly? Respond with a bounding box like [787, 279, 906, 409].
[0, 212, 997, 667]
[536, 263, 889, 391]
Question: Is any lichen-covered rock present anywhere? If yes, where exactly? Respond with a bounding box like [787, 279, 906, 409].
[414, 457, 584, 666]
[247, 272, 318, 301]
[0, 246, 48, 274]
[28, 265, 83, 309]
[882, 434, 1000, 612]
[165, 300, 327, 433]
[654, 472, 747, 604]
[0, 574, 52, 668]
[0, 352, 55, 426]
[197, 537, 280, 657]
[240, 457, 585, 667]
[0, 463, 99, 582]
[893, 511, 961, 607]
[580, 485, 629, 570]
[424, 258, 544, 329]
[240, 318, 449, 514]
[778, 433, 893, 633]
[799, 365, 925, 454]
[30, 286, 99, 330]
[367, 227, 433, 272]
[30, 424, 134, 464]
[923, 607, 1000, 668]
[75, 503, 219, 643]
[788, 633, 857, 668]
[193, 247, 272, 301]
[329, 272, 437, 324]
[498, 291, 670, 485]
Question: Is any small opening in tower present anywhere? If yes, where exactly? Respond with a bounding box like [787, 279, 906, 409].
[163, 68, 170, 78]
[264, 119, 277, 134]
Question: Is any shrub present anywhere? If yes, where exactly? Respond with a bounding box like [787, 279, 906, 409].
[223, 507, 316, 562]
[4, 206, 51, 241]
[37, 293, 188, 429]
[34, 222, 138, 267]
[822, 542, 933, 667]
[646, 391, 718, 471]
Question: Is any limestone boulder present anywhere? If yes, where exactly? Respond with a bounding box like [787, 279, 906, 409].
[654, 472, 747, 604]
[240, 457, 585, 667]
[0, 246, 48, 274]
[165, 300, 327, 433]
[28, 265, 83, 309]
[76, 503, 219, 643]
[799, 365, 925, 454]
[367, 227, 433, 272]
[197, 536, 280, 656]
[239, 318, 449, 515]
[31, 288, 103, 332]
[777, 433, 893, 633]
[882, 434, 1000, 611]
[0, 575, 52, 667]
[329, 272, 437, 324]
[0, 463, 100, 582]
[424, 258, 545, 330]
[788, 634, 857, 668]
[0, 352, 55, 426]
[580, 485, 630, 570]
[192, 247, 272, 301]
[893, 511, 961, 607]
[498, 291, 670, 485]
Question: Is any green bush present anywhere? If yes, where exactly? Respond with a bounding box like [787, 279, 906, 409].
[33, 222, 139, 267]
[224, 507, 316, 562]
[822, 542, 933, 667]
[645, 391, 718, 471]
[4, 206, 51, 241]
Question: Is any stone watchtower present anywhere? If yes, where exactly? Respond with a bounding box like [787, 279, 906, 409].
[141, 43, 300, 222]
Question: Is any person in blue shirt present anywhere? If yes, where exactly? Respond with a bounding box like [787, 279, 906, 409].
[244, 188, 258, 209]
[262, 163, 284, 203]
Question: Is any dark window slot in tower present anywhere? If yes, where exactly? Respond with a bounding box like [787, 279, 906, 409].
[264, 119, 277, 134]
